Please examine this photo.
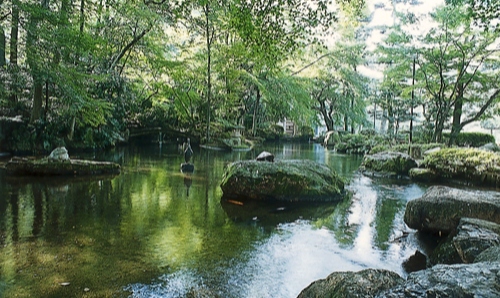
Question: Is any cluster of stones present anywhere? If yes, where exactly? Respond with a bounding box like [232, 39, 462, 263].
[298, 185, 500, 298]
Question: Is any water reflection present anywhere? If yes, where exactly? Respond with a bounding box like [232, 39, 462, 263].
[0, 143, 427, 298]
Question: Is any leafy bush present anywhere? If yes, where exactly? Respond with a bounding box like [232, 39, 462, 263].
[369, 143, 445, 159]
[424, 148, 500, 185]
[299, 125, 314, 136]
[443, 132, 495, 147]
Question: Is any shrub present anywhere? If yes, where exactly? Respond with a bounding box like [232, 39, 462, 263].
[443, 132, 495, 147]
[424, 148, 500, 184]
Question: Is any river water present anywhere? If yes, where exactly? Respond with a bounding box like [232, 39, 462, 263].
[0, 143, 427, 298]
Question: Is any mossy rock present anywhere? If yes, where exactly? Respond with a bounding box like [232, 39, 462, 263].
[361, 151, 417, 177]
[220, 160, 344, 202]
[423, 148, 500, 187]
[5, 156, 120, 176]
[298, 269, 404, 298]
[409, 168, 438, 182]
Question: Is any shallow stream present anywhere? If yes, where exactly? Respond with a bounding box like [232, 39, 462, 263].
[0, 143, 427, 297]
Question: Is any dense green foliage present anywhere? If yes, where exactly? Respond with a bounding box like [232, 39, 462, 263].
[442, 132, 496, 147]
[423, 148, 500, 185]
[0, 0, 499, 152]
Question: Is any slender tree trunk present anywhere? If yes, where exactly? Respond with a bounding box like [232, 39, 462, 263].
[28, 0, 50, 124]
[0, 26, 5, 66]
[204, 3, 212, 143]
[9, 0, 19, 103]
[252, 88, 260, 136]
[350, 97, 355, 134]
[9, 1, 18, 65]
[79, 0, 85, 33]
[449, 83, 464, 146]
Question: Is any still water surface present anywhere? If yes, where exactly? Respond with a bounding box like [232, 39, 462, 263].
[0, 143, 426, 297]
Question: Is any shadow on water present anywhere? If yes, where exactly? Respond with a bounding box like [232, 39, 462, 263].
[221, 198, 340, 228]
[0, 143, 430, 298]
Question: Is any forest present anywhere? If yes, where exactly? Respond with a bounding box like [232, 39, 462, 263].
[0, 0, 499, 153]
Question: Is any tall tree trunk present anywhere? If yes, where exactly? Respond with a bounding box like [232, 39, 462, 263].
[350, 97, 355, 134]
[252, 88, 261, 136]
[9, 1, 18, 65]
[204, 3, 212, 143]
[28, 0, 50, 124]
[9, 0, 19, 103]
[0, 26, 5, 66]
[449, 83, 464, 146]
[79, 0, 85, 33]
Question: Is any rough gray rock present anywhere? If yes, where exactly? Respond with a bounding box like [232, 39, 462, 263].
[475, 245, 500, 263]
[361, 151, 417, 177]
[404, 185, 500, 235]
[378, 262, 500, 298]
[48, 146, 70, 161]
[297, 269, 403, 298]
[220, 159, 344, 202]
[430, 217, 500, 265]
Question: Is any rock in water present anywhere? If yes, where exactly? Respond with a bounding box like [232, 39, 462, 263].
[255, 151, 274, 162]
[220, 159, 344, 202]
[48, 147, 70, 161]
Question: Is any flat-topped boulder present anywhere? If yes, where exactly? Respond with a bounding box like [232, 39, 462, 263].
[5, 156, 120, 176]
[220, 159, 344, 202]
[361, 151, 417, 177]
[404, 186, 500, 235]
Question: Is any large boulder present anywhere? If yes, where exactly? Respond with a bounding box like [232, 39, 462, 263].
[220, 160, 344, 202]
[429, 217, 500, 265]
[378, 262, 500, 298]
[475, 245, 500, 263]
[404, 186, 500, 235]
[297, 269, 403, 298]
[361, 151, 417, 177]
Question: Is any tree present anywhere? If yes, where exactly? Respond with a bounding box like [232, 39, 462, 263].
[312, 39, 368, 133]
[446, 0, 500, 31]
[417, 6, 500, 144]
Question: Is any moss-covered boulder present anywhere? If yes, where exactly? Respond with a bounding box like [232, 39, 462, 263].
[361, 151, 417, 177]
[409, 168, 438, 182]
[404, 186, 500, 235]
[423, 148, 500, 187]
[220, 160, 344, 202]
[5, 156, 121, 175]
[297, 269, 404, 298]
[429, 218, 500, 265]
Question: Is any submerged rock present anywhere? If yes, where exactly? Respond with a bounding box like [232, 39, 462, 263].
[378, 262, 500, 298]
[404, 185, 500, 235]
[361, 151, 417, 177]
[297, 269, 403, 298]
[220, 159, 344, 202]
